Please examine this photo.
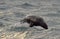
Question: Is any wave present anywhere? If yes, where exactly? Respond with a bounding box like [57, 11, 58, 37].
[15, 3, 36, 9]
[42, 13, 60, 17]
[0, 5, 11, 10]
[14, 12, 26, 18]
[21, 3, 33, 7]
[8, 27, 28, 32]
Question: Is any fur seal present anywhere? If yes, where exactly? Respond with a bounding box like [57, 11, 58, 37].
[20, 15, 48, 29]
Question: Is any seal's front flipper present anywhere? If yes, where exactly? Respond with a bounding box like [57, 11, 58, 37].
[29, 23, 34, 27]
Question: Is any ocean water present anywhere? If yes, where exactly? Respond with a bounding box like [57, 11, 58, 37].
[0, 0, 60, 39]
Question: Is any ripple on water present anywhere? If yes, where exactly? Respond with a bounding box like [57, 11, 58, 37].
[0, 5, 11, 10]
[43, 13, 60, 17]
[14, 12, 26, 18]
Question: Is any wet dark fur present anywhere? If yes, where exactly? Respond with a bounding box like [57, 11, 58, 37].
[21, 16, 48, 29]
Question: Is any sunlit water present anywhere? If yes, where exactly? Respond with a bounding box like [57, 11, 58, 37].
[0, 0, 60, 39]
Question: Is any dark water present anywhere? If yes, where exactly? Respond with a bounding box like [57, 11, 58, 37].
[0, 0, 60, 39]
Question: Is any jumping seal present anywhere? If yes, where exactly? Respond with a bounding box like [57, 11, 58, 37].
[20, 15, 48, 29]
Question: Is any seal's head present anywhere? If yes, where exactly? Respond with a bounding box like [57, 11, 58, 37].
[20, 15, 48, 29]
